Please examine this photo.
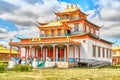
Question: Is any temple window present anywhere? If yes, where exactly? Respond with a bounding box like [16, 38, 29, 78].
[58, 29, 61, 36]
[96, 29, 99, 36]
[61, 14, 69, 20]
[46, 30, 49, 37]
[74, 24, 79, 32]
[91, 27, 94, 34]
[106, 49, 108, 58]
[93, 28, 96, 35]
[66, 15, 69, 19]
[84, 25, 87, 32]
[67, 30, 71, 35]
[98, 46, 101, 57]
[92, 45, 96, 57]
[103, 48, 105, 58]
[110, 49, 112, 58]
[86, 25, 89, 32]
[64, 30, 66, 36]
[113, 51, 116, 55]
[51, 30, 55, 36]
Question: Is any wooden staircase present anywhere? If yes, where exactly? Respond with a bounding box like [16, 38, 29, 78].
[79, 59, 109, 68]
[88, 61, 109, 68]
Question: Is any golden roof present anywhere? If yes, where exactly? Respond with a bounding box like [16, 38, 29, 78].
[55, 4, 86, 16]
[41, 21, 63, 27]
[0, 45, 17, 54]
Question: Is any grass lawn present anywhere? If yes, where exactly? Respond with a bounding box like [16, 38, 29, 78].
[0, 68, 120, 80]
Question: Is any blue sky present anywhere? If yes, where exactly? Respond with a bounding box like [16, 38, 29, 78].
[0, 0, 120, 47]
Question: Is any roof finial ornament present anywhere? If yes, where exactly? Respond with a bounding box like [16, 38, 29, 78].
[75, 4, 78, 8]
[67, 5, 69, 9]
[10, 38, 12, 42]
[71, 4, 73, 9]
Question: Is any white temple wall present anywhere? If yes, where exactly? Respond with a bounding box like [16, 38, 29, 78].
[69, 46, 73, 58]
[87, 39, 112, 63]
[21, 48, 25, 57]
[32, 48, 35, 57]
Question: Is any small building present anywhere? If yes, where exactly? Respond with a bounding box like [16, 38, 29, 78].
[112, 46, 120, 65]
[0, 45, 17, 61]
[9, 4, 112, 68]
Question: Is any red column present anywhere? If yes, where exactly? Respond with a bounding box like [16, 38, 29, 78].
[60, 48, 62, 60]
[53, 45, 56, 61]
[28, 47, 29, 58]
[73, 46, 75, 62]
[17, 47, 21, 58]
[25, 47, 27, 59]
[29, 46, 32, 58]
[44, 47, 46, 61]
[55, 46, 56, 61]
[66, 45, 69, 62]
[78, 46, 80, 62]
[66, 46, 67, 61]
[41, 46, 43, 61]
[9, 46, 12, 59]
[34, 47, 36, 58]
[48, 48, 50, 58]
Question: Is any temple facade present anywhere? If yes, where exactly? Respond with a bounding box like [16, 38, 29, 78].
[9, 5, 112, 68]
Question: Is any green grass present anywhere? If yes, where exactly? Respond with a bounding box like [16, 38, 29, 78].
[0, 68, 120, 80]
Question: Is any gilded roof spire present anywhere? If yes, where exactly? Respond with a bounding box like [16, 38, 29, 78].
[66, 4, 78, 10]
[71, 4, 73, 9]
[10, 38, 12, 42]
[75, 4, 78, 8]
[67, 5, 69, 9]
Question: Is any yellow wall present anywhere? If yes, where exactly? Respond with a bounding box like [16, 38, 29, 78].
[55, 29, 58, 36]
[0, 45, 17, 54]
[61, 28, 64, 36]
[48, 30, 51, 36]
[112, 46, 120, 57]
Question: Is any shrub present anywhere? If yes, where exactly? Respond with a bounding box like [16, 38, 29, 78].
[13, 64, 33, 72]
[13, 64, 20, 71]
[29, 65, 33, 71]
[0, 62, 7, 73]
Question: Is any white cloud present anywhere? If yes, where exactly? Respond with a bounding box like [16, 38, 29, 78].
[0, 0, 120, 47]
[0, 27, 7, 33]
[0, 0, 69, 44]
[0, 41, 9, 48]
[87, 0, 120, 39]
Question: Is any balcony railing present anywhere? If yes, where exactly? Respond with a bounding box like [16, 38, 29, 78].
[40, 34, 70, 38]
[40, 30, 86, 38]
[71, 30, 83, 35]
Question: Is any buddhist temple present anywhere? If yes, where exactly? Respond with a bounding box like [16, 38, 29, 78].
[0, 45, 17, 61]
[112, 46, 120, 65]
[9, 4, 112, 68]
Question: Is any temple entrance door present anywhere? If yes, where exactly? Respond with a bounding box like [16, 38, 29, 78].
[58, 48, 64, 61]
[38, 49, 41, 58]
[47, 48, 53, 61]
